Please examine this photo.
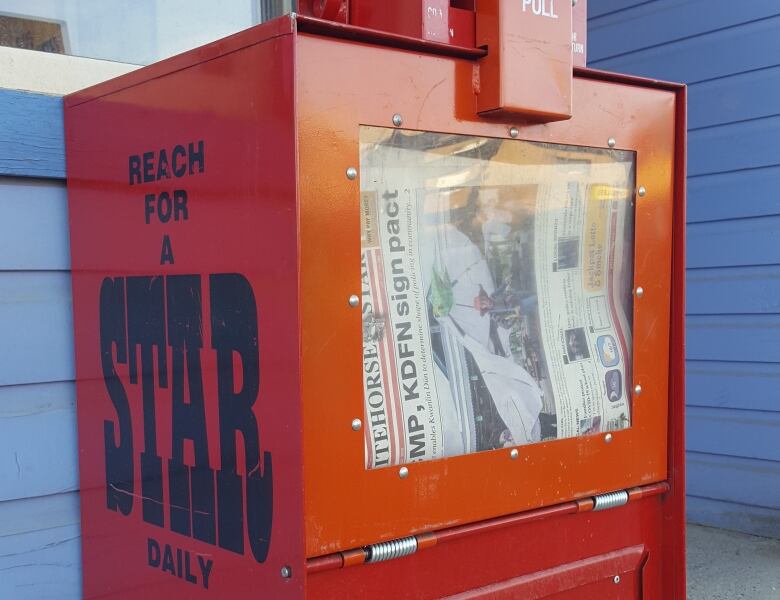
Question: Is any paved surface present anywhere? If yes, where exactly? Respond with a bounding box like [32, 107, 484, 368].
[688, 524, 780, 599]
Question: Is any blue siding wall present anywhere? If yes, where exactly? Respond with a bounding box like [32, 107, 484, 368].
[590, 0, 780, 538]
[0, 90, 81, 598]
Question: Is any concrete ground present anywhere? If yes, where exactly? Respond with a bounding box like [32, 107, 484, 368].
[688, 524, 780, 599]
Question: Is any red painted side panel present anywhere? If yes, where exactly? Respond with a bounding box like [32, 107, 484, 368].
[65, 28, 306, 599]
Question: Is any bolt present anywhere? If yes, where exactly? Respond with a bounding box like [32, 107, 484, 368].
[605, 433, 613, 444]
[392, 114, 403, 127]
[638, 186, 647, 197]
[348, 294, 360, 307]
[346, 166, 358, 180]
[510, 448, 519, 460]
[614, 575, 621, 584]
[399, 466, 409, 479]
[280, 566, 292, 579]
[509, 127, 519, 138]
[635, 286, 644, 298]
[634, 384, 642, 396]
[351, 418, 362, 431]
[607, 137, 617, 148]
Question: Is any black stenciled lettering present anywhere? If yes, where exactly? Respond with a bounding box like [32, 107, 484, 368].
[172, 145, 187, 178]
[143, 151, 155, 183]
[167, 275, 216, 543]
[157, 192, 172, 223]
[160, 235, 175, 265]
[157, 148, 171, 180]
[173, 190, 188, 221]
[144, 194, 156, 224]
[129, 155, 142, 185]
[99, 277, 134, 515]
[211, 274, 273, 563]
[189, 141, 205, 175]
[127, 276, 168, 528]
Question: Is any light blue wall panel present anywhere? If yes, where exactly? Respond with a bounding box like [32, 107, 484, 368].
[688, 406, 780, 462]
[687, 452, 780, 509]
[688, 115, 780, 177]
[589, 0, 780, 64]
[591, 0, 780, 538]
[687, 360, 780, 412]
[687, 167, 780, 224]
[0, 272, 74, 386]
[688, 265, 780, 314]
[0, 177, 70, 270]
[0, 90, 65, 179]
[0, 381, 77, 502]
[687, 496, 780, 539]
[0, 493, 81, 600]
[0, 90, 81, 591]
[687, 314, 780, 363]
[688, 66, 780, 130]
[687, 216, 780, 269]
[590, 14, 780, 84]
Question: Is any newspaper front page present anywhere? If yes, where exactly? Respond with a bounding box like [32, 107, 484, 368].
[360, 128, 635, 469]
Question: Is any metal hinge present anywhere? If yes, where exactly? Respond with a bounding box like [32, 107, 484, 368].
[364, 535, 418, 564]
[592, 489, 630, 512]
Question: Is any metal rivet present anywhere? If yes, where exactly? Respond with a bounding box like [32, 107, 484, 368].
[510, 448, 519, 460]
[509, 127, 519, 138]
[348, 294, 360, 307]
[346, 166, 358, 180]
[399, 466, 409, 479]
[351, 418, 362, 431]
[635, 286, 644, 298]
[604, 433, 613, 444]
[634, 384, 642, 396]
[280, 566, 292, 579]
[607, 137, 617, 148]
[392, 113, 403, 127]
[638, 186, 647, 197]
[614, 575, 621, 584]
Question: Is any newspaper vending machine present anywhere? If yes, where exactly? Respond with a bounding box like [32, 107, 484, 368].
[65, 1, 686, 598]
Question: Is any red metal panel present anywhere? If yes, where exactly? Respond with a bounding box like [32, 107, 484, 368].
[476, 0, 573, 120]
[64, 12, 686, 599]
[349, 0, 475, 47]
[308, 495, 665, 599]
[65, 23, 305, 599]
[572, 0, 587, 67]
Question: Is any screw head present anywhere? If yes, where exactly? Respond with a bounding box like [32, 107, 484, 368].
[280, 566, 292, 579]
[638, 186, 647, 197]
[509, 127, 519, 138]
[604, 433, 613, 444]
[346, 166, 358, 180]
[348, 294, 360, 307]
[607, 137, 617, 148]
[392, 113, 403, 127]
[635, 286, 644, 298]
[510, 448, 519, 460]
[351, 418, 362, 431]
[399, 466, 409, 479]
[634, 384, 642, 396]
[614, 575, 621, 584]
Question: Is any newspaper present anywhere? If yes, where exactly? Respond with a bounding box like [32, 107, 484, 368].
[360, 128, 635, 469]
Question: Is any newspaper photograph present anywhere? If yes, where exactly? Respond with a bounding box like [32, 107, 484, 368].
[360, 127, 635, 469]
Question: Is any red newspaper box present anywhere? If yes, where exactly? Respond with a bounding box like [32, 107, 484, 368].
[65, 4, 686, 598]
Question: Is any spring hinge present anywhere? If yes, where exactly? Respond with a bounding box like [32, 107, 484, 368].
[364, 535, 418, 564]
[592, 489, 630, 511]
